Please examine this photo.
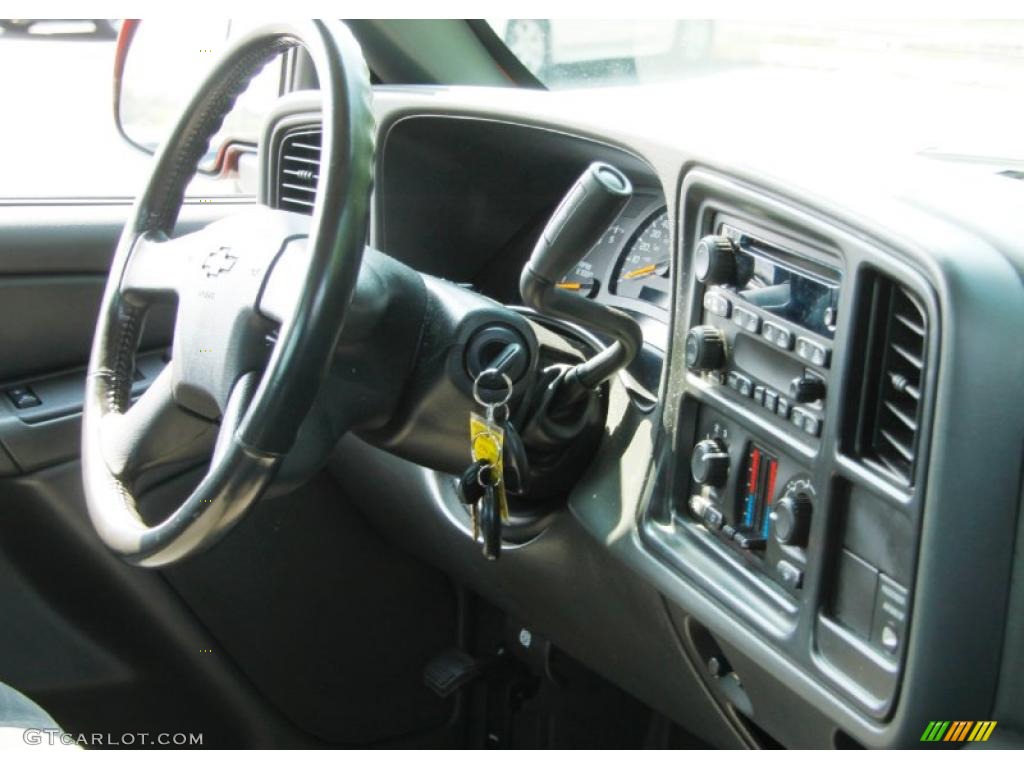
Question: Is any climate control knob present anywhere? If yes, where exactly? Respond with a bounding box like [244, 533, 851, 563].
[691, 439, 730, 488]
[770, 492, 812, 547]
[694, 235, 736, 285]
[685, 326, 726, 373]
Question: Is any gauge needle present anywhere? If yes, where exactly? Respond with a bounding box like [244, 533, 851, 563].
[556, 282, 582, 290]
[623, 261, 669, 280]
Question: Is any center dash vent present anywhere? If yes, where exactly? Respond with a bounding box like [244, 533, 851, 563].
[854, 273, 929, 485]
[276, 127, 321, 214]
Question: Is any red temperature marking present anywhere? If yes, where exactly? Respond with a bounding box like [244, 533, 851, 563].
[747, 448, 761, 495]
[766, 458, 779, 503]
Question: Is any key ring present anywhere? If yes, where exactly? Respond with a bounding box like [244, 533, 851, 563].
[472, 368, 513, 409]
[477, 461, 501, 488]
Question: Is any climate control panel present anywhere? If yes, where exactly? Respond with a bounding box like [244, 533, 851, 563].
[685, 411, 814, 595]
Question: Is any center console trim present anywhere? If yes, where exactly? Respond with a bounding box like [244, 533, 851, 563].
[640, 166, 942, 723]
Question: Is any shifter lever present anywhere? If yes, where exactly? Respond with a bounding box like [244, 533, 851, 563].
[520, 162, 643, 399]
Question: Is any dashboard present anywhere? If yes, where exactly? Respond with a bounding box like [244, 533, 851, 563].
[263, 87, 1024, 749]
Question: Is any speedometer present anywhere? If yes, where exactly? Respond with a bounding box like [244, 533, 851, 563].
[613, 209, 671, 307]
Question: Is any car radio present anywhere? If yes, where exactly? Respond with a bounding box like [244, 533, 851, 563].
[684, 221, 841, 441]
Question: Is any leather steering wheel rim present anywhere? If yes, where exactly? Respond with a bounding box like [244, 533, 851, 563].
[82, 20, 374, 567]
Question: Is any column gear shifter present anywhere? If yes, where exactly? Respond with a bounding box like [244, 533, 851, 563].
[517, 162, 645, 495]
[520, 162, 643, 403]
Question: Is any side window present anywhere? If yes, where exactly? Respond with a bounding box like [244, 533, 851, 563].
[0, 19, 283, 200]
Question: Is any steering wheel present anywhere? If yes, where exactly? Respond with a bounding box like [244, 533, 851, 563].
[82, 21, 374, 566]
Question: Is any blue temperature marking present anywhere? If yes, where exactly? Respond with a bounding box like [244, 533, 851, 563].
[761, 506, 772, 538]
[744, 495, 755, 528]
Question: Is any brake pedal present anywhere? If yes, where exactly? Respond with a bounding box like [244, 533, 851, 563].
[423, 648, 486, 698]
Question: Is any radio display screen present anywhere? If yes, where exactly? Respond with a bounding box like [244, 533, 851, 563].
[721, 225, 840, 339]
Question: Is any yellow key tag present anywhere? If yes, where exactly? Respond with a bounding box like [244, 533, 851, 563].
[469, 412, 509, 522]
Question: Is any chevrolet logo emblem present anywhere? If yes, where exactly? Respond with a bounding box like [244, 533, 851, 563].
[202, 247, 238, 277]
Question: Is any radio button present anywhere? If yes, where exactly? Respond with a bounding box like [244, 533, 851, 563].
[775, 396, 792, 419]
[763, 390, 779, 412]
[726, 372, 753, 397]
[795, 409, 822, 437]
[790, 408, 807, 431]
[796, 336, 831, 368]
[732, 306, 761, 333]
[703, 291, 731, 318]
[762, 321, 793, 350]
[752, 384, 766, 406]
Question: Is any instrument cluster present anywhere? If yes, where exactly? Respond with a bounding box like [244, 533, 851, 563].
[556, 194, 672, 318]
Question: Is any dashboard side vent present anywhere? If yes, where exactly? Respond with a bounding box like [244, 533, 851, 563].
[276, 127, 322, 213]
[855, 273, 928, 485]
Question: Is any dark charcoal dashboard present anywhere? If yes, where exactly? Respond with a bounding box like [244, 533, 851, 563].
[261, 87, 1024, 748]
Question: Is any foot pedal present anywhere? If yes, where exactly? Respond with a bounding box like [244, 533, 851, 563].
[423, 648, 485, 698]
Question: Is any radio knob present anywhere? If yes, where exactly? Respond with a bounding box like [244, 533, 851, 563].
[789, 375, 826, 403]
[685, 326, 726, 372]
[770, 492, 812, 547]
[691, 439, 730, 488]
[694, 235, 736, 285]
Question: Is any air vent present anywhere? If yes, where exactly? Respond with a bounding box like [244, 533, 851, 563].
[276, 127, 321, 213]
[856, 274, 928, 485]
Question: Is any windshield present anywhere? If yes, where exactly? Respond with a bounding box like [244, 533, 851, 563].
[487, 19, 1024, 165]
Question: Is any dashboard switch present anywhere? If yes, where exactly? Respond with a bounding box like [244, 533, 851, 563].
[732, 306, 761, 333]
[762, 321, 793, 350]
[752, 385, 766, 406]
[689, 495, 725, 531]
[6, 386, 41, 409]
[775, 396, 792, 419]
[776, 560, 804, 589]
[797, 409, 822, 437]
[733, 531, 767, 551]
[727, 371, 753, 397]
[685, 326, 726, 372]
[702, 504, 725, 530]
[702, 290, 731, 318]
[871, 574, 909, 656]
[795, 336, 831, 368]
[789, 409, 807, 432]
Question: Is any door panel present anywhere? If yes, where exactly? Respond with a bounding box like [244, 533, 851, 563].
[0, 203, 217, 474]
[0, 201, 461, 746]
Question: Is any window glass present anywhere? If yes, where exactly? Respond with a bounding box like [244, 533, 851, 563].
[0, 19, 280, 199]
[489, 19, 1024, 165]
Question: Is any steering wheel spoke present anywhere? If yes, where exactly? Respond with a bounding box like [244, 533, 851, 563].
[120, 231, 192, 300]
[257, 237, 310, 323]
[99, 365, 216, 482]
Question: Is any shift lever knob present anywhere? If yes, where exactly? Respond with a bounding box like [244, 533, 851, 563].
[525, 162, 632, 285]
